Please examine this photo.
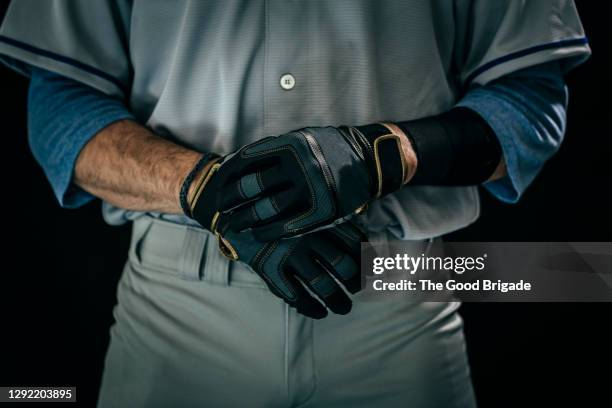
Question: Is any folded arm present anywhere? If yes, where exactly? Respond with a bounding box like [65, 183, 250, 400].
[73, 120, 205, 214]
[28, 67, 208, 214]
[27, 67, 364, 318]
[28, 61, 567, 238]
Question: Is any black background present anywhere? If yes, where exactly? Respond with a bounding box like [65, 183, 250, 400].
[0, 1, 610, 407]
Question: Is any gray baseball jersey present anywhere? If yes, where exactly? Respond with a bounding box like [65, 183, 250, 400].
[0, 0, 590, 239]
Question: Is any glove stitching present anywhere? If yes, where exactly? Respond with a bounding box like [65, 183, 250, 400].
[311, 259, 339, 298]
[259, 170, 282, 213]
[276, 242, 300, 300]
[254, 243, 291, 299]
[239, 143, 321, 234]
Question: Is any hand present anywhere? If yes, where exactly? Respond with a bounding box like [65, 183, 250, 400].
[188, 124, 412, 242]
[218, 221, 365, 319]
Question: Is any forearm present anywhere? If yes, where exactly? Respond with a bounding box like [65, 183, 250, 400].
[396, 107, 504, 186]
[388, 62, 566, 191]
[74, 119, 206, 214]
[384, 120, 505, 186]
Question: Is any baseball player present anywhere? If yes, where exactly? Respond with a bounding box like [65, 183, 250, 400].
[0, 1, 589, 406]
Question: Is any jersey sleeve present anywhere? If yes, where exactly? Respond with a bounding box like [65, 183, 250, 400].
[0, 0, 132, 99]
[454, 0, 591, 87]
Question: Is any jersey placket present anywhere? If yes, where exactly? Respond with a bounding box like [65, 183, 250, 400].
[264, 1, 318, 405]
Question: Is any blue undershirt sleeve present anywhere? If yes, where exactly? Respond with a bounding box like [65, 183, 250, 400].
[457, 61, 569, 203]
[27, 66, 134, 208]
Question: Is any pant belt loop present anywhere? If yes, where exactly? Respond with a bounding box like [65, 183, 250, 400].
[177, 226, 207, 281]
[201, 231, 231, 287]
[129, 216, 154, 265]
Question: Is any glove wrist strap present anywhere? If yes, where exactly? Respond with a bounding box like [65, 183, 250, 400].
[179, 152, 219, 217]
[350, 124, 406, 198]
[185, 156, 223, 229]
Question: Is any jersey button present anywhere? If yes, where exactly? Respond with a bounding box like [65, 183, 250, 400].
[280, 73, 296, 90]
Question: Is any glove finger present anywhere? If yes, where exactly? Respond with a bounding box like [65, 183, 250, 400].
[249, 183, 327, 242]
[226, 189, 306, 234]
[327, 221, 367, 261]
[250, 217, 295, 242]
[282, 272, 329, 319]
[312, 242, 361, 295]
[251, 240, 328, 320]
[250, 210, 314, 241]
[218, 166, 291, 211]
[289, 257, 352, 315]
[325, 222, 368, 293]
